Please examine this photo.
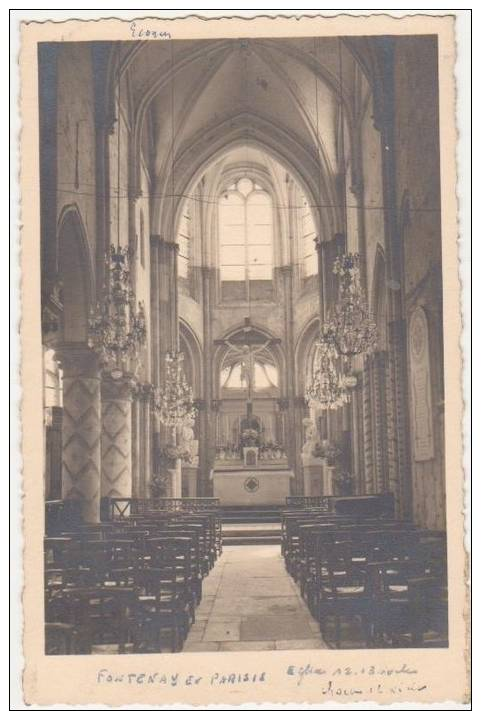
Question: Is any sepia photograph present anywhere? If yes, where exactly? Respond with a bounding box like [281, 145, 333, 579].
[15, 10, 469, 708]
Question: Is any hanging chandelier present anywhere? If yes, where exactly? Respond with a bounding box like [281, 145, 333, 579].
[88, 44, 146, 378]
[305, 330, 350, 411]
[153, 350, 196, 429]
[88, 245, 146, 375]
[324, 252, 378, 358]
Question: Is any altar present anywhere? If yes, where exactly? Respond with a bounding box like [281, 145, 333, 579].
[210, 464, 294, 506]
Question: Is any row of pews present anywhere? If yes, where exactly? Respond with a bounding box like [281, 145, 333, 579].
[281, 497, 448, 649]
[44, 499, 222, 654]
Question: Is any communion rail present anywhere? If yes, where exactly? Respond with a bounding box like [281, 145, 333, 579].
[104, 496, 220, 520]
[285, 493, 395, 517]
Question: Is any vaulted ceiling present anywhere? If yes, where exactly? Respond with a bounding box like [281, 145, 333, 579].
[116, 37, 374, 234]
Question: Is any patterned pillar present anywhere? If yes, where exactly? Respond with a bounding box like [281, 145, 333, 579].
[362, 356, 374, 494]
[101, 374, 134, 499]
[371, 351, 389, 492]
[386, 319, 412, 518]
[58, 345, 101, 523]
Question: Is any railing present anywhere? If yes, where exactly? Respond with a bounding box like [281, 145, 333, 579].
[285, 496, 331, 510]
[285, 493, 395, 517]
[332, 493, 395, 518]
[105, 497, 220, 520]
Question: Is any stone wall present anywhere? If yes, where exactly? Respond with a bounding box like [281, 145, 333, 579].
[393, 36, 445, 529]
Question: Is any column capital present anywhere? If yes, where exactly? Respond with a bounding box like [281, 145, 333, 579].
[101, 371, 137, 400]
[150, 236, 179, 253]
[133, 381, 155, 402]
[56, 343, 100, 378]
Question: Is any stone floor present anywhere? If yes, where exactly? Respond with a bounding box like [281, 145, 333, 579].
[183, 545, 328, 652]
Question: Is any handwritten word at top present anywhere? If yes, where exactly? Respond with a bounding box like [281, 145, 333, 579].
[130, 22, 172, 40]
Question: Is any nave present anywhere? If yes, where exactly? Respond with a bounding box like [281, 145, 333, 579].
[183, 546, 326, 653]
[39, 35, 448, 656]
[45, 495, 448, 654]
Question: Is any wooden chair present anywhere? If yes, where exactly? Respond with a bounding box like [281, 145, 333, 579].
[368, 558, 446, 647]
[130, 567, 190, 652]
[45, 622, 78, 655]
[317, 541, 375, 649]
[147, 537, 197, 622]
[47, 587, 135, 654]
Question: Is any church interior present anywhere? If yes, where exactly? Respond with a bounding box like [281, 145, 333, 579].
[40, 35, 448, 653]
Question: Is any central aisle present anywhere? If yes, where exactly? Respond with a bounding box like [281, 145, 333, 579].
[183, 545, 327, 652]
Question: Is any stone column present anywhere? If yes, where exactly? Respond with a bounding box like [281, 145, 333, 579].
[373, 41, 413, 519]
[58, 345, 101, 523]
[157, 238, 179, 352]
[44, 405, 63, 500]
[131, 383, 152, 500]
[386, 320, 411, 516]
[150, 236, 180, 498]
[201, 267, 216, 497]
[101, 374, 134, 499]
[362, 356, 375, 494]
[281, 265, 302, 494]
[139, 384, 152, 499]
[131, 389, 140, 499]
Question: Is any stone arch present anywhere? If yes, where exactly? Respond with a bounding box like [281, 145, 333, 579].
[371, 244, 388, 351]
[57, 204, 94, 343]
[213, 322, 285, 400]
[179, 319, 203, 399]
[295, 316, 321, 398]
[153, 113, 340, 246]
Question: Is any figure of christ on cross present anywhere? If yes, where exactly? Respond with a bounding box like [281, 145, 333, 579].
[215, 317, 281, 415]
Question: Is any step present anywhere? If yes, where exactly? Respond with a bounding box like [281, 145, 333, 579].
[220, 506, 283, 525]
[221, 505, 283, 511]
[222, 528, 281, 538]
[223, 535, 281, 546]
[221, 516, 281, 523]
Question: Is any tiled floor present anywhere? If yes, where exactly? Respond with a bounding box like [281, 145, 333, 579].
[183, 545, 328, 652]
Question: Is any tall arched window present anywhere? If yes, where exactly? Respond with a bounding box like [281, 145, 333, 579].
[300, 194, 318, 279]
[218, 177, 273, 301]
[177, 202, 192, 295]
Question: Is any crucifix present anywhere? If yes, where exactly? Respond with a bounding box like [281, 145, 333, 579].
[215, 317, 280, 420]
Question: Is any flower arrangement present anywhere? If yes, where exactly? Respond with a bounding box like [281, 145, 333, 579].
[333, 469, 354, 496]
[260, 442, 285, 460]
[317, 441, 342, 466]
[160, 443, 193, 465]
[150, 470, 169, 499]
[240, 428, 260, 447]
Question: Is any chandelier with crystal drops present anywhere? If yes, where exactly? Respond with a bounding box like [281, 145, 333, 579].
[153, 350, 196, 429]
[88, 244, 146, 373]
[324, 252, 377, 358]
[305, 329, 350, 411]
